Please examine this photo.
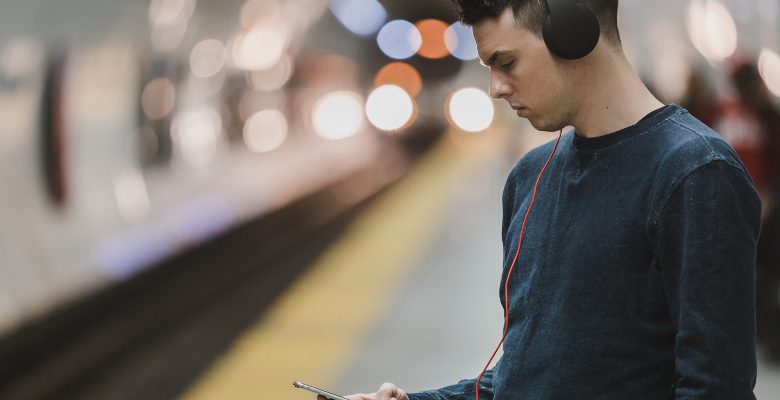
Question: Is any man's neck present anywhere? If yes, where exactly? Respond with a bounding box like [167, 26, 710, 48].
[570, 45, 664, 138]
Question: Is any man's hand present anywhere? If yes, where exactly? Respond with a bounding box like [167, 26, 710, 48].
[316, 382, 409, 400]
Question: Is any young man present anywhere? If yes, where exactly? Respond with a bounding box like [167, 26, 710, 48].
[324, 1, 761, 399]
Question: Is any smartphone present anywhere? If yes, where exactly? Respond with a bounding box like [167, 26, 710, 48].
[292, 380, 350, 400]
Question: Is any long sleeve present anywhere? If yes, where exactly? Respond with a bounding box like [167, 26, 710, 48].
[655, 160, 761, 399]
[406, 360, 499, 400]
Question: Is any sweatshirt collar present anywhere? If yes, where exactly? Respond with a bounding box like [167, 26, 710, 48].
[572, 104, 680, 152]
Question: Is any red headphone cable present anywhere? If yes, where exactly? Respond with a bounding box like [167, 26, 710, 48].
[475, 130, 563, 400]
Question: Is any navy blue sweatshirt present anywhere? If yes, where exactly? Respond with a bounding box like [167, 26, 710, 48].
[409, 105, 761, 399]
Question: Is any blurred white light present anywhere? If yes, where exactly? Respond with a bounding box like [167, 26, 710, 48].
[687, 0, 738, 63]
[240, 0, 282, 29]
[448, 88, 494, 132]
[114, 169, 151, 225]
[444, 22, 478, 60]
[312, 91, 364, 140]
[231, 25, 288, 71]
[142, 77, 176, 120]
[148, 0, 195, 51]
[377, 20, 422, 60]
[243, 109, 288, 152]
[190, 39, 225, 78]
[330, 0, 387, 36]
[759, 48, 780, 97]
[249, 54, 293, 91]
[148, 0, 196, 27]
[365, 85, 414, 131]
[172, 108, 222, 167]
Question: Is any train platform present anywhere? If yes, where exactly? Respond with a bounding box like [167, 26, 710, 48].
[180, 130, 780, 400]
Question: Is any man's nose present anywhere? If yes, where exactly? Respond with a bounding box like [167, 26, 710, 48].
[489, 74, 512, 100]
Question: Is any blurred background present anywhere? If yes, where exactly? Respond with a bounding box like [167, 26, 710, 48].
[0, 0, 779, 398]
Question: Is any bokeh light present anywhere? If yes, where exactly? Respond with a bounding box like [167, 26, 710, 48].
[373, 62, 422, 97]
[365, 85, 415, 131]
[243, 109, 288, 153]
[687, 0, 738, 63]
[330, 0, 387, 36]
[113, 169, 151, 225]
[759, 48, 780, 97]
[444, 22, 478, 60]
[142, 77, 176, 120]
[172, 108, 222, 167]
[148, 0, 196, 27]
[231, 24, 289, 71]
[190, 39, 226, 78]
[377, 20, 422, 60]
[312, 91, 364, 140]
[415, 19, 450, 59]
[248, 54, 293, 91]
[447, 88, 494, 132]
[148, 0, 195, 52]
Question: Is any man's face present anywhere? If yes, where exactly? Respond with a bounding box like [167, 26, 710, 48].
[473, 8, 575, 132]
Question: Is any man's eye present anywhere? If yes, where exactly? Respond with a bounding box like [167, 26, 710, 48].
[501, 61, 514, 71]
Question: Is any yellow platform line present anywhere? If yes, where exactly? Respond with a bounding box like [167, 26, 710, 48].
[181, 137, 479, 400]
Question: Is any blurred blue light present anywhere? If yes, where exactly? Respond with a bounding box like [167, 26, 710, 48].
[330, 0, 387, 36]
[96, 230, 173, 280]
[377, 20, 422, 60]
[445, 22, 479, 60]
[95, 194, 234, 281]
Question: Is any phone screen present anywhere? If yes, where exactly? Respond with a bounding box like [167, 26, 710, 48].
[292, 381, 350, 400]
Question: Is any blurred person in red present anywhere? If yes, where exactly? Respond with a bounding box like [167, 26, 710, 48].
[726, 61, 780, 362]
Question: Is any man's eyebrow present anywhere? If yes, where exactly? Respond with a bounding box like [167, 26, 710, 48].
[481, 50, 510, 67]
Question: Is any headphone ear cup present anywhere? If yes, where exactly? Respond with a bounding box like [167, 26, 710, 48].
[543, 1, 600, 60]
[542, 14, 565, 59]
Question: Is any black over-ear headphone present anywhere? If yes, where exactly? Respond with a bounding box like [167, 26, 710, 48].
[542, 0, 600, 59]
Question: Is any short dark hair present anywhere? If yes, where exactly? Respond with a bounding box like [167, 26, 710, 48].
[450, 0, 621, 45]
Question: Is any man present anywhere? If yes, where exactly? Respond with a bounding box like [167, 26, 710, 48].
[322, 1, 761, 399]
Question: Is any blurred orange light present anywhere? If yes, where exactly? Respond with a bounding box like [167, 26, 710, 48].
[415, 19, 450, 59]
[373, 62, 422, 97]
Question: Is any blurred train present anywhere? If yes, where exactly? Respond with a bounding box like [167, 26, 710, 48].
[1, 0, 780, 389]
[0, 0, 495, 339]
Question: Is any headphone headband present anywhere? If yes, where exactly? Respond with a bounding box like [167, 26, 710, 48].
[543, 0, 600, 59]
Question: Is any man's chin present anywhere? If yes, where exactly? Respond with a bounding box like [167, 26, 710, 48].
[527, 117, 549, 132]
[527, 117, 565, 133]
